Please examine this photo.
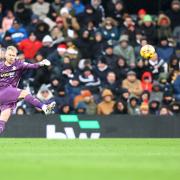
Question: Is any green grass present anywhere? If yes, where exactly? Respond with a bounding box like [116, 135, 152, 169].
[0, 139, 180, 180]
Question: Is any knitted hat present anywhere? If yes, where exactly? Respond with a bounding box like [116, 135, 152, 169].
[82, 90, 92, 97]
[119, 34, 129, 42]
[143, 15, 152, 22]
[42, 35, 53, 43]
[138, 9, 147, 15]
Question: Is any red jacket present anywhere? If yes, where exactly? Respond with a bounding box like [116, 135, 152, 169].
[141, 72, 153, 92]
[18, 39, 42, 59]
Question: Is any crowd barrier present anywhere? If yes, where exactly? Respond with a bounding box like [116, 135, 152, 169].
[1, 115, 180, 138]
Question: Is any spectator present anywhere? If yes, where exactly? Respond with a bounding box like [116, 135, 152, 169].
[128, 96, 140, 115]
[108, 0, 125, 28]
[94, 57, 111, 83]
[92, 31, 106, 59]
[156, 37, 175, 63]
[97, 89, 115, 115]
[65, 77, 81, 105]
[31, 0, 56, 30]
[166, 0, 180, 30]
[99, 17, 119, 42]
[77, 91, 97, 115]
[149, 99, 160, 115]
[48, 0, 63, 21]
[103, 44, 118, 68]
[170, 102, 180, 114]
[35, 22, 49, 41]
[113, 98, 127, 114]
[47, 43, 67, 76]
[168, 56, 180, 73]
[1, 10, 15, 33]
[148, 53, 167, 80]
[55, 86, 71, 113]
[3, 19, 28, 45]
[78, 67, 101, 93]
[115, 56, 129, 82]
[120, 88, 130, 103]
[140, 14, 157, 44]
[113, 34, 135, 67]
[60, 104, 73, 114]
[159, 106, 172, 115]
[139, 102, 149, 115]
[91, 0, 105, 25]
[122, 71, 143, 97]
[60, 6, 80, 33]
[102, 71, 119, 96]
[36, 84, 55, 104]
[157, 13, 172, 40]
[137, 8, 147, 26]
[140, 90, 150, 104]
[77, 5, 97, 27]
[73, 89, 92, 108]
[173, 74, 180, 101]
[150, 81, 163, 103]
[73, 0, 85, 15]
[18, 32, 42, 59]
[75, 29, 93, 58]
[38, 35, 54, 58]
[76, 102, 86, 114]
[15, 2, 32, 26]
[141, 71, 153, 92]
[122, 16, 136, 46]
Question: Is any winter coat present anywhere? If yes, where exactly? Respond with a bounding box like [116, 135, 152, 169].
[157, 46, 175, 63]
[173, 75, 180, 96]
[113, 45, 135, 65]
[97, 100, 115, 115]
[99, 26, 119, 41]
[140, 24, 157, 44]
[18, 39, 42, 59]
[32, 2, 50, 19]
[122, 79, 143, 97]
[5, 26, 28, 44]
[141, 72, 153, 92]
[166, 9, 180, 30]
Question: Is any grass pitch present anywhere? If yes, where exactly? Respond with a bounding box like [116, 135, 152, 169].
[0, 139, 180, 180]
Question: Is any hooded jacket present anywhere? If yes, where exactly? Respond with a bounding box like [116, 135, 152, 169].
[141, 72, 153, 92]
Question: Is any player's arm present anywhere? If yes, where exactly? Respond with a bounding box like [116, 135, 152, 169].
[20, 59, 51, 70]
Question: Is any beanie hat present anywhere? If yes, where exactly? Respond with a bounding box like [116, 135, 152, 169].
[82, 90, 92, 97]
[143, 15, 152, 22]
[42, 35, 53, 43]
[119, 34, 129, 42]
[60, 7, 69, 15]
[138, 9, 147, 15]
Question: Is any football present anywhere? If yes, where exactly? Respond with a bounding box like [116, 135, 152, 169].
[140, 44, 156, 59]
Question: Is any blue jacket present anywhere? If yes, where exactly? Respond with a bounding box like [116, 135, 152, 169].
[157, 46, 174, 63]
[73, 2, 85, 15]
[173, 75, 180, 95]
[8, 27, 28, 44]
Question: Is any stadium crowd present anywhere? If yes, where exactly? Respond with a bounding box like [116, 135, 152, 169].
[0, 0, 180, 115]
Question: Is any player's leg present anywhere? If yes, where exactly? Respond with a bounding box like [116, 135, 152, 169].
[18, 90, 55, 114]
[0, 108, 12, 134]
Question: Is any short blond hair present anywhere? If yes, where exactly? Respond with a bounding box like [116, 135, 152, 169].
[6, 46, 18, 54]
